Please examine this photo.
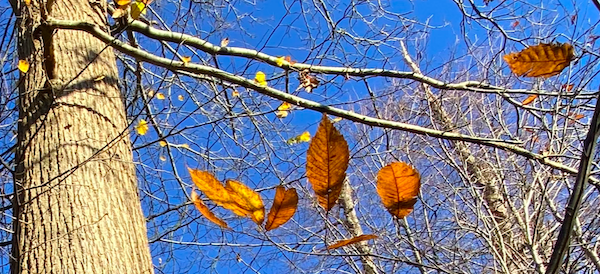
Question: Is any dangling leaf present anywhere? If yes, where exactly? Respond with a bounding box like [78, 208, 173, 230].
[326, 234, 378, 250]
[265, 186, 298, 231]
[191, 191, 229, 229]
[225, 180, 265, 225]
[521, 94, 538, 106]
[136, 119, 149, 135]
[220, 38, 230, 47]
[254, 71, 267, 86]
[156, 92, 166, 100]
[181, 56, 192, 64]
[377, 162, 420, 218]
[131, 0, 152, 19]
[188, 169, 248, 216]
[503, 43, 574, 78]
[276, 56, 287, 67]
[306, 114, 349, 211]
[18, 60, 29, 73]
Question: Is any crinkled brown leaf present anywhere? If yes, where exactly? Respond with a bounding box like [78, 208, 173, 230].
[326, 234, 378, 250]
[187, 168, 249, 217]
[503, 43, 574, 78]
[265, 186, 298, 231]
[306, 114, 349, 211]
[377, 162, 420, 218]
[191, 191, 229, 229]
[225, 180, 265, 225]
[522, 94, 538, 106]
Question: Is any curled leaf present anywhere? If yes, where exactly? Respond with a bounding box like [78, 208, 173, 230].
[377, 162, 420, 218]
[181, 56, 192, 64]
[159, 140, 167, 147]
[326, 234, 378, 250]
[191, 191, 229, 229]
[156, 92, 166, 100]
[306, 114, 349, 211]
[265, 186, 298, 231]
[503, 43, 574, 78]
[178, 95, 185, 101]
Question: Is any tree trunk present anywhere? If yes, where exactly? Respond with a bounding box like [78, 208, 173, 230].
[12, 0, 154, 273]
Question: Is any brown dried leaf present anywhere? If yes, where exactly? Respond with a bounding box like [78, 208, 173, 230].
[191, 191, 229, 229]
[265, 186, 298, 231]
[521, 94, 538, 106]
[503, 43, 574, 78]
[306, 114, 349, 211]
[225, 180, 265, 225]
[188, 168, 249, 216]
[326, 234, 378, 250]
[377, 162, 420, 218]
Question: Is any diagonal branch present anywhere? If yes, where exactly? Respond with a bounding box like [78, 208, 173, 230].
[44, 18, 600, 188]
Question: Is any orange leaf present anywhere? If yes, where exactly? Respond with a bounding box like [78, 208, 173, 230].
[265, 186, 298, 231]
[376, 162, 420, 218]
[306, 114, 349, 211]
[521, 94, 538, 105]
[511, 21, 520, 29]
[188, 168, 248, 216]
[326, 234, 378, 250]
[191, 191, 229, 228]
[503, 43, 574, 78]
[225, 180, 265, 225]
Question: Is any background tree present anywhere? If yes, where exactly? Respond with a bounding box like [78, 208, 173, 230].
[0, 0, 599, 273]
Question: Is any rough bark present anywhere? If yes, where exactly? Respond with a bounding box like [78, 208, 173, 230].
[12, 0, 154, 273]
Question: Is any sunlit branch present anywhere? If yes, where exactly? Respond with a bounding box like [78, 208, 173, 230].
[44, 18, 600, 188]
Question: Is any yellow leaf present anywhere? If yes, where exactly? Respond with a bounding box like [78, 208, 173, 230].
[94, 75, 106, 82]
[191, 191, 229, 229]
[115, 0, 131, 6]
[130, 0, 147, 19]
[159, 155, 166, 161]
[136, 119, 149, 135]
[254, 71, 267, 87]
[278, 102, 291, 111]
[306, 114, 349, 211]
[159, 140, 167, 147]
[148, 90, 155, 97]
[276, 110, 288, 118]
[181, 143, 190, 149]
[225, 180, 265, 225]
[220, 38, 230, 47]
[156, 92, 165, 100]
[377, 162, 420, 218]
[503, 43, 574, 78]
[18, 60, 29, 73]
[276, 56, 286, 67]
[298, 131, 311, 142]
[265, 186, 298, 231]
[24, 0, 31, 6]
[332, 117, 342, 123]
[232, 90, 240, 97]
[181, 56, 191, 64]
[326, 235, 378, 250]
[521, 94, 538, 106]
[178, 95, 184, 101]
